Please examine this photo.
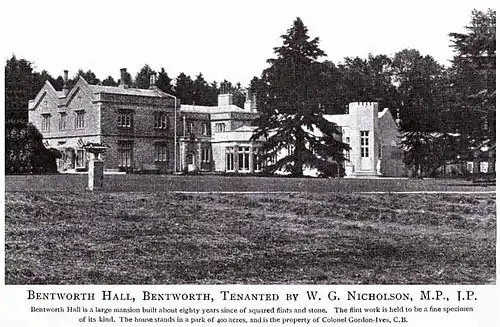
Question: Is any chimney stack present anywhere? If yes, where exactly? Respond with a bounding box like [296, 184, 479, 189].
[149, 73, 157, 89]
[120, 68, 129, 88]
[62, 70, 69, 96]
[244, 90, 257, 112]
[218, 93, 233, 107]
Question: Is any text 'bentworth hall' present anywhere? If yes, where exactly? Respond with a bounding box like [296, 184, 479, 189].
[28, 68, 405, 177]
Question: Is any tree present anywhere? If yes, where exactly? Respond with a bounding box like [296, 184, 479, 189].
[390, 49, 452, 175]
[134, 64, 156, 89]
[156, 67, 174, 94]
[4, 55, 40, 122]
[174, 72, 195, 105]
[5, 121, 58, 174]
[193, 73, 214, 105]
[449, 9, 496, 145]
[208, 81, 219, 105]
[35, 70, 62, 91]
[336, 54, 398, 112]
[73, 69, 101, 85]
[217, 79, 245, 107]
[102, 75, 118, 86]
[392, 49, 448, 132]
[251, 17, 348, 177]
[231, 82, 246, 108]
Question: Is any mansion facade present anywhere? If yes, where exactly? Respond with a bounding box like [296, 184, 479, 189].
[28, 69, 405, 177]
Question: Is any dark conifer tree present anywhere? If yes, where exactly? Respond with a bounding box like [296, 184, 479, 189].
[251, 18, 348, 177]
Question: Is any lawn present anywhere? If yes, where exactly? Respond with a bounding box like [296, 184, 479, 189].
[4, 190, 496, 284]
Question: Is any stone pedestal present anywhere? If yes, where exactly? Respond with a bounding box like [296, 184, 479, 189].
[88, 159, 104, 191]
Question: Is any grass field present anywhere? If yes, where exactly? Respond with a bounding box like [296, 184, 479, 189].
[4, 174, 496, 192]
[4, 185, 496, 284]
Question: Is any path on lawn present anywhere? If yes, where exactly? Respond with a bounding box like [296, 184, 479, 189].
[5, 174, 496, 193]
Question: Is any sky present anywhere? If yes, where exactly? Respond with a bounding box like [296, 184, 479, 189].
[1, 0, 497, 86]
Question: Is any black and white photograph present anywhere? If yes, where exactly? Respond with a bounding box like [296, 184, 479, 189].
[1, 0, 496, 291]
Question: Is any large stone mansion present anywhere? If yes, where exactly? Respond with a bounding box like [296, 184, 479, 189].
[28, 69, 405, 177]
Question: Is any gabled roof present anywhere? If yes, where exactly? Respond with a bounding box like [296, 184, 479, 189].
[30, 75, 176, 109]
[28, 80, 62, 110]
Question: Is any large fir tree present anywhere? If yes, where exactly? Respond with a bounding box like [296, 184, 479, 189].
[251, 18, 348, 177]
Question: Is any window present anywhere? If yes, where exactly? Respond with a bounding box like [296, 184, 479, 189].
[118, 141, 133, 168]
[226, 147, 235, 171]
[185, 121, 194, 134]
[269, 152, 278, 164]
[118, 112, 133, 128]
[76, 149, 86, 168]
[253, 148, 262, 171]
[466, 162, 474, 173]
[287, 144, 294, 156]
[345, 137, 350, 161]
[238, 146, 250, 171]
[480, 162, 489, 173]
[215, 123, 226, 132]
[154, 114, 168, 129]
[41, 114, 51, 132]
[75, 111, 85, 129]
[202, 122, 210, 136]
[360, 131, 369, 158]
[59, 112, 67, 130]
[154, 143, 168, 162]
[201, 148, 210, 163]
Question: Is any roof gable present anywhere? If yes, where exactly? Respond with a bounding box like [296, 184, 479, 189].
[62, 76, 95, 107]
[378, 108, 398, 129]
[28, 81, 60, 110]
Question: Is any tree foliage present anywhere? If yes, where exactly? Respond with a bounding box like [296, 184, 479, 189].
[336, 54, 398, 112]
[156, 67, 174, 94]
[71, 69, 101, 86]
[391, 49, 449, 132]
[252, 17, 348, 177]
[4, 55, 41, 122]
[134, 64, 156, 89]
[102, 75, 118, 86]
[5, 121, 58, 174]
[449, 9, 496, 144]
[174, 72, 195, 105]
